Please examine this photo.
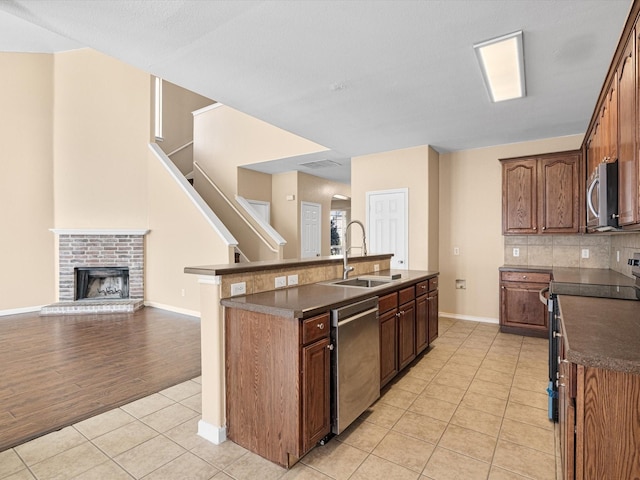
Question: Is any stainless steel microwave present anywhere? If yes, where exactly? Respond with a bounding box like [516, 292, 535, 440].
[587, 161, 618, 230]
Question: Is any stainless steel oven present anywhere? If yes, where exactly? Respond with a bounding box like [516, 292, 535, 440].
[330, 297, 380, 434]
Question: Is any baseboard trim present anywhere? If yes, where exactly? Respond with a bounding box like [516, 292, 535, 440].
[144, 302, 200, 318]
[439, 311, 499, 324]
[0, 306, 45, 317]
[198, 419, 227, 444]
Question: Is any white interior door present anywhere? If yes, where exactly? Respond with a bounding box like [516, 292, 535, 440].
[301, 202, 322, 258]
[366, 189, 408, 269]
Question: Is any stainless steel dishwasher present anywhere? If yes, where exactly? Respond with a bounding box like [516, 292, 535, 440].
[330, 297, 380, 434]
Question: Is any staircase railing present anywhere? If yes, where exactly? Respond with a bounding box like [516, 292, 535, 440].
[166, 140, 194, 158]
[193, 162, 285, 260]
[148, 144, 238, 253]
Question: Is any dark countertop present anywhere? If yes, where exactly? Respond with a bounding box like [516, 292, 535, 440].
[558, 295, 640, 375]
[500, 265, 635, 287]
[185, 253, 393, 276]
[502, 265, 640, 373]
[220, 269, 438, 319]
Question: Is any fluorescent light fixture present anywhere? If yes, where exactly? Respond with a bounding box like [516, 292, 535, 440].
[474, 31, 526, 102]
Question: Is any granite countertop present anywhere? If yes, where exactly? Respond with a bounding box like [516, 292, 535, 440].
[502, 265, 640, 373]
[500, 265, 636, 287]
[220, 269, 438, 319]
[558, 295, 640, 375]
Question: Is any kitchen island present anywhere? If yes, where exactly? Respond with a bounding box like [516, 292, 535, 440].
[220, 269, 438, 467]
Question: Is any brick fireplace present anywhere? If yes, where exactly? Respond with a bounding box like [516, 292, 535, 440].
[42, 229, 149, 315]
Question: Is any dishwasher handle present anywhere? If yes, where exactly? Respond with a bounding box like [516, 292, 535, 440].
[335, 307, 378, 328]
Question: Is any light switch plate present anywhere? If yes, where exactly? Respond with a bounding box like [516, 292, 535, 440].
[453, 247, 460, 256]
[287, 274, 298, 286]
[275, 276, 287, 288]
[581, 248, 589, 259]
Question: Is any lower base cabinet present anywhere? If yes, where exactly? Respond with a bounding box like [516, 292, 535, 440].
[380, 276, 439, 388]
[559, 320, 640, 479]
[225, 308, 330, 468]
[499, 270, 551, 338]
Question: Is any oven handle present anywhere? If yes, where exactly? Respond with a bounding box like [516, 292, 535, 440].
[587, 176, 599, 218]
[539, 286, 549, 306]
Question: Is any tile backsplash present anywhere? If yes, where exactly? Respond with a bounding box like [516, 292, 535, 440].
[504, 233, 640, 276]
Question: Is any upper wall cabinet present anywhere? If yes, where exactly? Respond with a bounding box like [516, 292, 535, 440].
[584, 2, 640, 231]
[617, 29, 637, 226]
[501, 151, 581, 235]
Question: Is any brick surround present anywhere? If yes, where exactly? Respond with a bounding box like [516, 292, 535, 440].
[58, 234, 145, 301]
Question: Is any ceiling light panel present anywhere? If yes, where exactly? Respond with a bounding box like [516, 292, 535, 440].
[474, 31, 526, 102]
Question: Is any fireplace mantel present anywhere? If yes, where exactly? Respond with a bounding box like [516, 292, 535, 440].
[50, 229, 150, 236]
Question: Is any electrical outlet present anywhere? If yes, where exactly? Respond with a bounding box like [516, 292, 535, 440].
[453, 247, 460, 256]
[230, 282, 246, 296]
[275, 276, 287, 288]
[181, 289, 185, 297]
[581, 248, 590, 259]
[374, 264, 380, 272]
[513, 248, 519, 257]
[455, 279, 466, 290]
[287, 274, 298, 286]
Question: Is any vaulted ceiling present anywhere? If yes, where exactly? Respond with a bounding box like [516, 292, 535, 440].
[0, 1, 633, 183]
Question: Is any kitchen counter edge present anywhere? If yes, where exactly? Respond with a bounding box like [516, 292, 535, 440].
[221, 270, 439, 319]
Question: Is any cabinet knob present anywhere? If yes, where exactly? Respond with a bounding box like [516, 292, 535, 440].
[522, 275, 527, 279]
[396, 312, 401, 318]
[533, 227, 537, 230]
[327, 344, 334, 351]
[542, 226, 546, 230]
[317, 323, 325, 330]
[421, 285, 427, 289]
[553, 331, 563, 338]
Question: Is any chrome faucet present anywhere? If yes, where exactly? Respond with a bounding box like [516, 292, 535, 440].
[343, 220, 367, 279]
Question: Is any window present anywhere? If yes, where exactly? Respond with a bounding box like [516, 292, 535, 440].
[154, 77, 163, 140]
[330, 210, 346, 255]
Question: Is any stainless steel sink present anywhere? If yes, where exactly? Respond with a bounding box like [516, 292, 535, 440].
[321, 275, 400, 289]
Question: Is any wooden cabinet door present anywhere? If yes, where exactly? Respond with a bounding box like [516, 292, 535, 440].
[540, 153, 580, 233]
[301, 337, 330, 453]
[617, 34, 637, 226]
[502, 159, 538, 234]
[398, 300, 416, 370]
[604, 80, 618, 162]
[415, 294, 428, 355]
[500, 282, 548, 337]
[587, 119, 602, 180]
[428, 290, 439, 344]
[379, 308, 398, 387]
[558, 332, 576, 480]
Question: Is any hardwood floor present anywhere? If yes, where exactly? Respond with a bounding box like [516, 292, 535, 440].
[0, 307, 201, 452]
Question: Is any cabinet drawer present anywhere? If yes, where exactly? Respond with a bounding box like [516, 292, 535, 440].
[416, 280, 429, 296]
[399, 286, 415, 305]
[302, 313, 329, 345]
[378, 292, 398, 314]
[501, 271, 551, 284]
[429, 277, 438, 291]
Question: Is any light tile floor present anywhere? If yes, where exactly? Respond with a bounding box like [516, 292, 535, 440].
[0, 318, 558, 480]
